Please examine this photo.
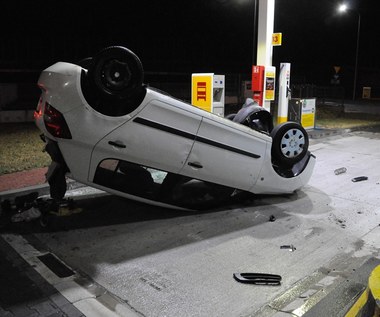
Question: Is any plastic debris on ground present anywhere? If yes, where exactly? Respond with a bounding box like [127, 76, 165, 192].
[1, 191, 82, 225]
[233, 273, 282, 285]
[11, 207, 41, 222]
[334, 167, 347, 175]
[352, 176, 368, 182]
[280, 244, 297, 252]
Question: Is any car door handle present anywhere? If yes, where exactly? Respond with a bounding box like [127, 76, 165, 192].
[188, 162, 203, 169]
[108, 141, 126, 148]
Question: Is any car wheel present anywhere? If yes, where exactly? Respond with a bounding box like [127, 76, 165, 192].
[271, 122, 309, 167]
[247, 110, 273, 133]
[226, 113, 236, 120]
[89, 46, 144, 100]
[230, 105, 273, 133]
[77, 57, 93, 69]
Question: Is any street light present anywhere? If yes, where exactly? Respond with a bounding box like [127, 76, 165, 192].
[337, 3, 361, 100]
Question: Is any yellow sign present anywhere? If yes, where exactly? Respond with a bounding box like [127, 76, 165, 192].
[301, 99, 316, 130]
[265, 68, 275, 101]
[191, 74, 212, 112]
[301, 113, 315, 129]
[272, 33, 282, 46]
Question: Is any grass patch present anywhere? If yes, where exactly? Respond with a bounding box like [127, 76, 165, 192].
[0, 122, 50, 175]
[315, 106, 380, 129]
[316, 117, 380, 129]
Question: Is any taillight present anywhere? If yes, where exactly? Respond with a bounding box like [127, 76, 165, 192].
[34, 96, 43, 120]
[43, 103, 72, 139]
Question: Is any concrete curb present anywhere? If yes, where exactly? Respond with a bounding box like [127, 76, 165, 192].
[0, 179, 86, 201]
[308, 123, 380, 139]
[0, 183, 50, 199]
[2, 233, 141, 317]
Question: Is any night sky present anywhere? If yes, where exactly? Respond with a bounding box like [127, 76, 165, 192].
[1, 0, 379, 87]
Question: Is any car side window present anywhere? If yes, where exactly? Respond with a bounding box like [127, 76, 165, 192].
[93, 159, 234, 209]
[94, 159, 168, 198]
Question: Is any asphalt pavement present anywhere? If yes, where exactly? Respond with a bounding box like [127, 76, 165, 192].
[1, 100, 380, 316]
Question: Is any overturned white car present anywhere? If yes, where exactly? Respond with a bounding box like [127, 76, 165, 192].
[34, 46, 315, 209]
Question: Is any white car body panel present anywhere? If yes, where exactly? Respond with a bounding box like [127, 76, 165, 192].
[182, 116, 268, 191]
[89, 97, 202, 179]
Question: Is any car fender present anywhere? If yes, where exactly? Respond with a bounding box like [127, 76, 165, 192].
[38, 62, 84, 114]
[251, 148, 316, 194]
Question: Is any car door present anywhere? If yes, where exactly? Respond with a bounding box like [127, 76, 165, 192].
[88, 98, 202, 181]
[181, 115, 269, 191]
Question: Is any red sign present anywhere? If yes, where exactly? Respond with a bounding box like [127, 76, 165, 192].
[196, 82, 207, 101]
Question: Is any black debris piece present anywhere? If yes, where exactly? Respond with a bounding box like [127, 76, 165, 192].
[233, 273, 281, 285]
[280, 244, 296, 251]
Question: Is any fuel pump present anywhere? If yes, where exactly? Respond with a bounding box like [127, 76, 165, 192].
[191, 73, 225, 116]
[251, 65, 276, 108]
[251, 66, 265, 106]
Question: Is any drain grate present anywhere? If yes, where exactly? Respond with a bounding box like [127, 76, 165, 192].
[38, 253, 75, 278]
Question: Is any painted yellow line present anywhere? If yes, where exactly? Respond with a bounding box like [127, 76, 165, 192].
[368, 265, 380, 301]
[344, 288, 368, 317]
[345, 265, 380, 317]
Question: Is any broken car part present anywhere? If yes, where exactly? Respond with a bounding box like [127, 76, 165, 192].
[1, 193, 80, 227]
[11, 207, 41, 223]
[233, 273, 282, 285]
[334, 167, 347, 175]
[280, 244, 297, 251]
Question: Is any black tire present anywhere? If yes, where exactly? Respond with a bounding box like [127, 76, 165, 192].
[88, 46, 144, 100]
[77, 57, 93, 69]
[271, 122, 309, 167]
[248, 110, 273, 133]
[231, 105, 273, 133]
[226, 113, 236, 120]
